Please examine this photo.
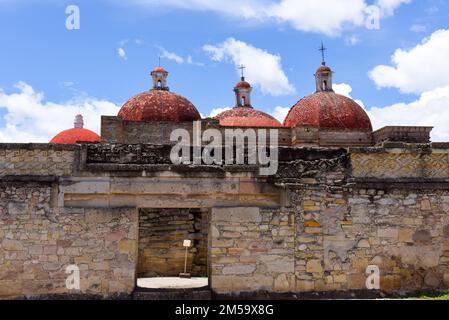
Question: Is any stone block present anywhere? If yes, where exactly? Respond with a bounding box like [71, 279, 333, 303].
[222, 264, 256, 275]
[296, 280, 315, 291]
[212, 207, 261, 223]
[118, 240, 136, 254]
[306, 260, 323, 273]
[377, 228, 398, 239]
[274, 274, 295, 292]
[1, 239, 24, 251]
[357, 239, 370, 248]
[420, 199, 432, 211]
[398, 229, 414, 243]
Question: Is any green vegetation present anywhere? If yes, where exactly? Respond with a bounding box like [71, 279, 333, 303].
[411, 292, 449, 300]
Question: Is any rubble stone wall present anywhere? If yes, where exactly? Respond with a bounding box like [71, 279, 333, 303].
[0, 144, 78, 176]
[1, 143, 449, 297]
[0, 182, 137, 298]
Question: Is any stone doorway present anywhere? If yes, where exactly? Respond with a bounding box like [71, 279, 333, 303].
[136, 208, 209, 289]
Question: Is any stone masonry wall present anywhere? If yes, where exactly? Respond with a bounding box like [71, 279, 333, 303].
[209, 146, 449, 294]
[138, 208, 208, 277]
[1, 143, 449, 297]
[293, 188, 449, 293]
[209, 191, 449, 294]
[210, 207, 296, 293]
[0, 144, 77, 176]
[0, 183, 137, 298]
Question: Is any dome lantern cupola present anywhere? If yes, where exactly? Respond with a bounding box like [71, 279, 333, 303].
[234, 65, 252, 108]
[74, 114, 84, 128]
[214, 66, 282, 128]
[315, 43, 334, 92]
[151, 66, 169, 91]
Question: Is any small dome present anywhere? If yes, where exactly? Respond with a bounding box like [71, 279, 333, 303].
[118, 66, 201, 123]
[153, 66, 167, 73]
[284, 91, 372, 130]
[50, 128, 100, 144]
[235, 80, 251, 89]
[215, 107, 282, 127]
[316, 64, 332, 73]
[118, 90, 201, 122]
[50, 114, 100, 144]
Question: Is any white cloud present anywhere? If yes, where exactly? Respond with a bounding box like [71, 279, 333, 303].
[345, 35, 360, 46]
[0, 82, 119, 143]
[203, 38, 295, 96]
[208, 107, 231, 118]
[333, 83, 365, 108]
[368, 86, 449, 142]
[157, 47, 204, 66]
[270, 106, 289, 123]
[118, 47, 127, 60]
[116, 0, 409, 36]
[369, 29, 449, 94]
[376, 0, 411, 16]
[159, 47, 184, 64]
[410, 24, 426, 33]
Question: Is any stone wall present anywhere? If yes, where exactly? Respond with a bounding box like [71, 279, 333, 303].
[1, 143, 449, 297]
[0, 182, 137, 298]
[210, 207, 295, 293]
[137, 208, 208, 277]
[292, 187, 449, 293]
[101, 116, 291, 147]
[209, 190, 449, 294]
[350, 144, 449, 179]
[373, 126, 433, 145]
[0, 144, 78, 176]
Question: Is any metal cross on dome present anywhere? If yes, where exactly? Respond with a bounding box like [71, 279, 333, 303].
[238, 64, 246, 79]
[319, 42, 327, 65]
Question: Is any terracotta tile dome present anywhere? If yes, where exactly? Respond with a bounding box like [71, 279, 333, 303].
[235, 80, 251, 89]
[50, 114, 100, 144]
[316, 65, 332, 73]
[215, 107, 282, 127]
[284, 91, 373, 130]
[118, 90, 201, 122]
[118, 66, 201, 123]
[50, 127, 101, 144]
[284, 59, 372, 130]
[215, 75, 282, 127]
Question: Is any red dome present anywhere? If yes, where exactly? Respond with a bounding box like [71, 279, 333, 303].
[316, 65, 332, 73]
[284, 91, 373, 130]
[118, 90, 201, 122]
[50, 128, 100, 144]
[235, 80, 251, 89]
[215, 107, 282, 127]
[153, 66, 167, 73]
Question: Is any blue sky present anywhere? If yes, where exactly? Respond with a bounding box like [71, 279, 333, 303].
[1, 0, 449, 142]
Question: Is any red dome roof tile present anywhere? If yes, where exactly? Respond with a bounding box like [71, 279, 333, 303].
[50, 128, 100, 144]
[284, 91, 372, 130]
[153, 66, 167, 73]
[215, 107, 282, 127]
[235, 80, 251, 89]
[118, 90, 201, 122]
[316, 65, 332, 73]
